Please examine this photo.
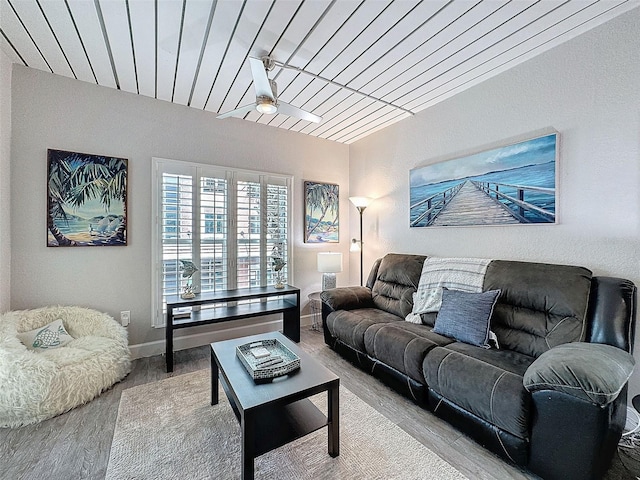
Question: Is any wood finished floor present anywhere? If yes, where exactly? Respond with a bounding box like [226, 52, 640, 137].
[0, 329, 636, 479]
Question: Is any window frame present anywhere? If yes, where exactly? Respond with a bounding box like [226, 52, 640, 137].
[151, 157, 293, 327]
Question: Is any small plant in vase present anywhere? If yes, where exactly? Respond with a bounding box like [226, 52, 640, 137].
[270, 243, 286, 289]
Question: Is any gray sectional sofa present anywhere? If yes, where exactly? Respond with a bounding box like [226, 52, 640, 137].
[321, 253, 637, 480]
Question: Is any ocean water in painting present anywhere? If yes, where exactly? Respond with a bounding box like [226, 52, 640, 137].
[49, 210, 125, 246]
[410, 134, 556, 227]
[47, 149, 127, 246]
[304, 215, 339, 242]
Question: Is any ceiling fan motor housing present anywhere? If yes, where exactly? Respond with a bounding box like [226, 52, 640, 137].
[256, 96, 277, 114]
[261, 56, 275, 72]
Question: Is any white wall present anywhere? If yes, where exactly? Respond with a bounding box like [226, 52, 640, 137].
[0, 51, 11, 313]
[10, 66, 349, 351]
[349, 9, 640, 394]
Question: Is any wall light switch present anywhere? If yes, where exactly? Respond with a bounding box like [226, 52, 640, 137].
[120, 311, 130, 327]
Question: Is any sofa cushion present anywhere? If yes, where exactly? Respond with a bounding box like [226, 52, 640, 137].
[432, 288, 500, 348]
[523, 342, 635, 406]
[424, 343, 535, 439]
[484, 260, 592, 358]
[325, 308, 401, 352]
[371, 254, 426, 318]
[420, 312, 438, 328]
[364, 322, 454, 384]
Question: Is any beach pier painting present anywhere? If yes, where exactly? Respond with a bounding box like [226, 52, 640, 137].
[410, 134, 557, 228]
[47, 149, 127, 246]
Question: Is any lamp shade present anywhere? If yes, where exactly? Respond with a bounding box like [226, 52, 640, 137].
[349, 196, 372, 209]
[317, 252, 343, 273]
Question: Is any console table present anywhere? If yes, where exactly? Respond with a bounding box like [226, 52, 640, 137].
[165, 285, 300, 372]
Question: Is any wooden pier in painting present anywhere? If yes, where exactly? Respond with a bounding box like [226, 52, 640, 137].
[410, 180, 555, 227]
[430, 181, 519, 226]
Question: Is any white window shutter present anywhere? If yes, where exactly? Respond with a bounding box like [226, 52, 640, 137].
[152, 159, 291, 327]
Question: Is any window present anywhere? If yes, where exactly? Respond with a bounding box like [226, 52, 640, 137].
[152, 159, 291, 326]
[202, 177, 225, 193]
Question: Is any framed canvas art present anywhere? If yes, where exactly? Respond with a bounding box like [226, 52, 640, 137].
[304, 181, 339, 243]
[409, 133, 557, 228]
[47, 149, 128, 246]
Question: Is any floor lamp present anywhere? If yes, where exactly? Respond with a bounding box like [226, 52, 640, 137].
[349, 196, 372, 286]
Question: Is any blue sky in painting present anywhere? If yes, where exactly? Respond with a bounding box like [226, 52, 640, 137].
[410, 134, 556, 187]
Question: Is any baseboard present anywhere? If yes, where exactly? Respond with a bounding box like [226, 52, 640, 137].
[129, 314, 314, 360]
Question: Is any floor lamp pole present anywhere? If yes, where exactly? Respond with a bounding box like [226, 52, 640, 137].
[349, 196, 372, 288]
[358, 207, 364, 286]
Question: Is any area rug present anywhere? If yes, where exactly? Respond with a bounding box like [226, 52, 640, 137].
[106, 369, 466, 480]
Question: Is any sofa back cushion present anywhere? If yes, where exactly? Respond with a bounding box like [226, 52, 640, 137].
[484, 260, 592, 358]
[371, 254, 426, 318]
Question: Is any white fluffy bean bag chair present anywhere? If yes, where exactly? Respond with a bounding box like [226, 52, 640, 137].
[0, 306, 131, 428]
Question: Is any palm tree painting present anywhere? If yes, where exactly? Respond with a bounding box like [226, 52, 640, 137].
[304, 181, 339, 243]
[47, 149, 128, 247]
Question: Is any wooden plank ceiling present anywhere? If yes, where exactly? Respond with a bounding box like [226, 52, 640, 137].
[1, 0, 637, 144]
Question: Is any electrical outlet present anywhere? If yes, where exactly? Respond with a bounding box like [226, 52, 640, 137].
[120, 311, 130, 327]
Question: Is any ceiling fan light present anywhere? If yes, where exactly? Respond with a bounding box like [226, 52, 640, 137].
[256, 100, 277, 115]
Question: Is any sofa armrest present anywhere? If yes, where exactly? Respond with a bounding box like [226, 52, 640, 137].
[523, 342, 635, 406]
[320, 286, 374, 312]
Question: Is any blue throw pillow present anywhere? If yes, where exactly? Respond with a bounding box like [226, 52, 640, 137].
[432, 288, 501, 348]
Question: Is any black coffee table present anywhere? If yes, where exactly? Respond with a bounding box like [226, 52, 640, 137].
[210, 332, 340, 480]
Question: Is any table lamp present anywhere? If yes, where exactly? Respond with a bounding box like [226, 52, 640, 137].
[317, 252, 343, 291]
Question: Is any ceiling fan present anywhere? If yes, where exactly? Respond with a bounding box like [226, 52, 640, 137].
[216, 56, 322, 124]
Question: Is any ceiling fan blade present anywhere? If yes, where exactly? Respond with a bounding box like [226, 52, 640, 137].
[248, 57, 274, 99]
[276, 102, 322, 123]
[216, 103, 256, 119]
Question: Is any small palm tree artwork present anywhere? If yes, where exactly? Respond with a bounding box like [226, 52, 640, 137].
[304, 181, 339, 243]
[270, 242, 286, 288]
[47, 150, 127, 247]
[179, 259, 199, 299]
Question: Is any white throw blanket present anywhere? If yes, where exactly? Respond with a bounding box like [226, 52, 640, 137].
[405, 257, 492, 324]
